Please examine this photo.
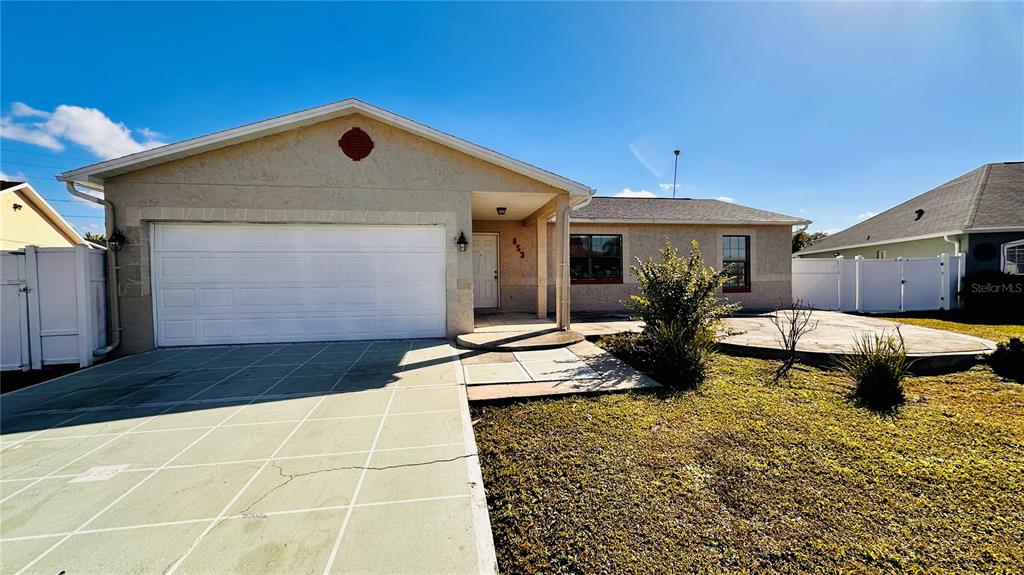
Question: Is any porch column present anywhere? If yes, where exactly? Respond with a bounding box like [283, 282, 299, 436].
[554, 194, 571, 330]
[535, 214, 547, 319]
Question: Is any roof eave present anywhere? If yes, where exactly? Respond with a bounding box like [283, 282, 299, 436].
[57, 99, 592, 196]
[795, 230, 966, 255]
[5, 183, 89, 246]
[570, 217, 810, 226]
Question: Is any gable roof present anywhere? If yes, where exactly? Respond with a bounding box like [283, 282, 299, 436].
[798, 162, 1024, 255]
[571, 196, 809, 226]
[57, 99, 593, 198]
[1, 181, 90, 246]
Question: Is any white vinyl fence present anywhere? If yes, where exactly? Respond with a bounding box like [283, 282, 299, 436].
[1, 245, 107, 371]
[792, 254, 962, 313]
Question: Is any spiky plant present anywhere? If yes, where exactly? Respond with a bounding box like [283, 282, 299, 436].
[837, 328, 913, 411]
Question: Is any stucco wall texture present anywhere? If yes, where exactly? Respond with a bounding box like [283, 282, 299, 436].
[474, 220, 794, 314]
[105, 112, 567, 353]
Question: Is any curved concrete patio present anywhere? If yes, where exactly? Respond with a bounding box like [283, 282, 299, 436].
[720, 311, 996, 372]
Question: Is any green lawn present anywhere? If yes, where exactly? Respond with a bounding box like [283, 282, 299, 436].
[473, 352, 1024, 574]
[872, 309, 1023, 343]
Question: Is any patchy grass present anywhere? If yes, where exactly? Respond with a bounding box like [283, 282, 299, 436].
[872, 309, 1023, 343]
[473, 353, 1024, 574]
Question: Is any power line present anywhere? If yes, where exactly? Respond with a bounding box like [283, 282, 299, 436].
[1, 160, 68, 169]
[0, 147, 94, 162]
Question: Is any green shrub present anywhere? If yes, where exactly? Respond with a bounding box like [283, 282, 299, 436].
[837, 330, 912, 411]
[638, 321, 717, 388]
[989, 337, 1024, 382]
[624, 239, 740, 389]
[598, 332, 643, 364]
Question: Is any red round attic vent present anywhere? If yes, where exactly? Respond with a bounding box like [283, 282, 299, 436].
[339, 127, 374, 161]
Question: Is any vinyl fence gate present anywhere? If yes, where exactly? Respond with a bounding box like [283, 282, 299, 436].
[792, 254, 962, 313]
[1, 245, 107, 371]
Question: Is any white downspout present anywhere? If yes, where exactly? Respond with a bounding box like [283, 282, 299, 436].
[65, 182, 121, 357]
[942, 234, 961, 255]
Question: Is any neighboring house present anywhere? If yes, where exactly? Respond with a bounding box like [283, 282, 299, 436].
[796, 162, 1024, 276]
[475, 197, 808, 314]
[58, 99, 805, 353]
[1, 181, 89, 250]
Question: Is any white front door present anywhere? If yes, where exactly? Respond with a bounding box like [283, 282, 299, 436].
[151, 223, 446, 346]
[473, 233, 499, 308]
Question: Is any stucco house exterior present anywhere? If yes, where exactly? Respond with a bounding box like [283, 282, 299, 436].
[475, 197, 807, 315]
[796, 162, 1024, 276]
[58, 99, 806, 353]
[1, 181, 89, 250]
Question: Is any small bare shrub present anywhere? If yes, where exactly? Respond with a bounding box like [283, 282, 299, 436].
[770, 301, 817, 381]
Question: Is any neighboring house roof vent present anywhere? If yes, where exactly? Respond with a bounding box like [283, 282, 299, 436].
[914, 209, 925, 220]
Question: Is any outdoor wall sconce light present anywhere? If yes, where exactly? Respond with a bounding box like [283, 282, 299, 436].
[456, 232, 469, 252]
[11, 202, 23, 211]
[496, 207, 507, 216]
[107, 228, 127, 252]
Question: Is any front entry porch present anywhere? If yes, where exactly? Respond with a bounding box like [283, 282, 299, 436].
[470, 189, 575, 330]
[456, 312, 642, 352]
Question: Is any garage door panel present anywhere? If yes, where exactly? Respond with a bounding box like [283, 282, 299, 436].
[200, 288, 233, 308]
[199, 257, 233, 278]
[153, 224, 446, 346]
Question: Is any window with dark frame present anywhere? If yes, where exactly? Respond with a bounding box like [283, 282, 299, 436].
[570, 234, 623, 283]
[722, 235, 750, 292]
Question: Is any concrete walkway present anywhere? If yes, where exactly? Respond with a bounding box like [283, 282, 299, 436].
[473, 313, 642, 338]
[0, 340, 497, 574]
[720, 311, 996, 371]
[463, 341, 660, 402]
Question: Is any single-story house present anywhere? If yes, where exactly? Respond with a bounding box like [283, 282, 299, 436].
[475, 196, 807, 315]
[1, 181, 90, 250]
[796, 162, 1024, 276]
[58, 99, 806, 353]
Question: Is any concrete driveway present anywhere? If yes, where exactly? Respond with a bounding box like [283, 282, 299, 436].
[0, 340, 495, 574]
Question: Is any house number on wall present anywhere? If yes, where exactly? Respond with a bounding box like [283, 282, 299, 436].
[512, 237, 525, 259]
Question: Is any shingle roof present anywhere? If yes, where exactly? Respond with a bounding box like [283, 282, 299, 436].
[799, 162, 1024, 254]
[570, 196, 808, 226]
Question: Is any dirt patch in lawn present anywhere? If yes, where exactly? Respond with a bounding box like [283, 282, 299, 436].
[472, 353, 1024, 574]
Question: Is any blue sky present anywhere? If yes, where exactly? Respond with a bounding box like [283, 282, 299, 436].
[1, 2, 1021, 236]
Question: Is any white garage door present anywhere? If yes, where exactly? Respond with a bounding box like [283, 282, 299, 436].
[151, 223, 446, 346]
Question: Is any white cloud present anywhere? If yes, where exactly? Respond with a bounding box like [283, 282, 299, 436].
[11, 102, 49, 118]
[138, 127, 164, 140]
[628, 142, 664, 178]
[615, 188, 657, 198]
[1, 102, 166, 160]
[0, 169, 26, 181]
[716, 196, 735, 203]
[658, 183, 679, 191]
[45, 105, 167, 159]
[0, 116, 64, 150]
[817, 228, 842, 235]
[855, 211, 877, 221]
